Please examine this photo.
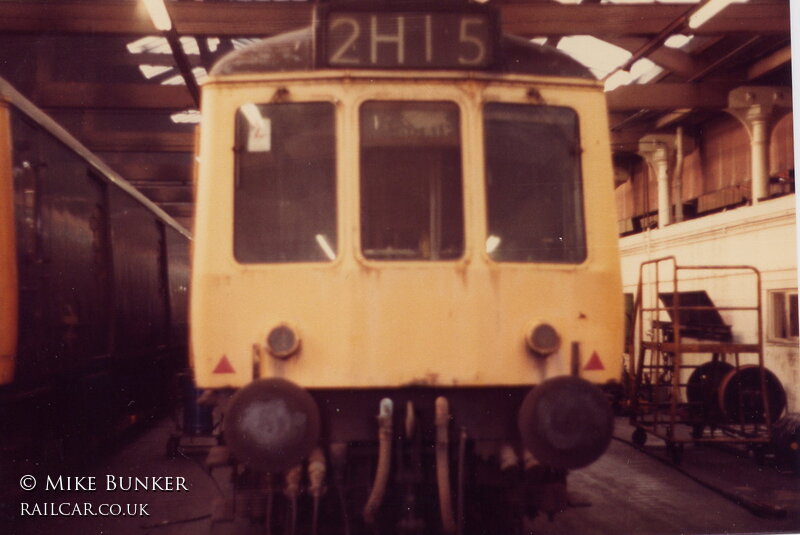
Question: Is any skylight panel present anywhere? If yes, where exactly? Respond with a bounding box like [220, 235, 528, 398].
[138, 65, 172, 79]
[162, 67, 208, 86]
[557, 36, 631, 79]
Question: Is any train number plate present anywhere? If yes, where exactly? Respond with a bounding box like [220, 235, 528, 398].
[319, 6, 497, 70]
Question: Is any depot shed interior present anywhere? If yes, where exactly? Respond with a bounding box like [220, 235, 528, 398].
[0, 0, 792, 234]
[1, 1, 798, 382]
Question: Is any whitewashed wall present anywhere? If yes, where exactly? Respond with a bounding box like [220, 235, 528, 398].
[619, 194, 799, 411]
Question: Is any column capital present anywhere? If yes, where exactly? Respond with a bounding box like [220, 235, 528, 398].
[728, 86, 791, 109]
[725, 86, 791, 203]
[638, 134, 675, 164]
[638, 133, 695, 164]
[726, 86, 792, 131]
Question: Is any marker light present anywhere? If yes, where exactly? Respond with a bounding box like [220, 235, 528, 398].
[526, 322, 561, 356]
[266, 324, 300, 359]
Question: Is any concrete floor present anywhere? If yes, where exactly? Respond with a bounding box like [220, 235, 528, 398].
[5, 417, 800, 535]
[530, 429, 800, 535]
[5, 418, 223, 535]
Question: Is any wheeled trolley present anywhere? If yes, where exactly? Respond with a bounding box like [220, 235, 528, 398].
[629, 257, 786, 462]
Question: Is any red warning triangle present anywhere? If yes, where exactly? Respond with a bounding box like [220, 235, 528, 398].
[213, 355, 236, 374]
[583, 351, 605, 371]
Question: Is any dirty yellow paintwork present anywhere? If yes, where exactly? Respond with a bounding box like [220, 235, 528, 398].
[191, 71, 623, 389]
[0, 101, 18, 385]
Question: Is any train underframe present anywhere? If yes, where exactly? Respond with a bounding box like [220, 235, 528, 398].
[212, 381, 615, 534]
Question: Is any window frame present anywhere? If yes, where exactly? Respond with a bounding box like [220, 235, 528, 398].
[767, 288, 799, 344]
[356, 98, 467, 263]
[231, 100, 339, 265]
[481, 101, 587, 265]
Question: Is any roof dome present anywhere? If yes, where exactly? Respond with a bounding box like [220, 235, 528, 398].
[211, 27, 594, 80]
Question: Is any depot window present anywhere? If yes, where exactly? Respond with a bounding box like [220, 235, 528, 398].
[359, 101, 464, 261]
[233, 102, 336, 263]
[484, 103, 586, 263]
[769, 289, 798, 342]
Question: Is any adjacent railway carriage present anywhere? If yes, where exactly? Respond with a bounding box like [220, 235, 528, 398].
[192, 2, 623, 531]
[0, 77, 190, 484]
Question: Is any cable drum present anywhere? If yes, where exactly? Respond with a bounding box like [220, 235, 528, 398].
[717, 365, 786, 424]
[686, 361, 734, 425]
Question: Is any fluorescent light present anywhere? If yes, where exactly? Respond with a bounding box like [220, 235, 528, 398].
[688, 0, 739, 30]
[170, 110, 200, 124]
[143, 0, 172, 32]
[485, 235, 501, 254]
[315, 235, 336, 261]
[664, 35, 692, 49]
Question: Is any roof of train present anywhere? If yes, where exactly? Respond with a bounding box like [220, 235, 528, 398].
[210, 27, 595, 80]
[0, 77, 191, 239]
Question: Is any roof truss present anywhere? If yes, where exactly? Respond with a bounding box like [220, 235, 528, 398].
[0, 1, 789, 38]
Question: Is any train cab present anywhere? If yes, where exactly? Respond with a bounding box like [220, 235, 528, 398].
[190, 1, 623, 530]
